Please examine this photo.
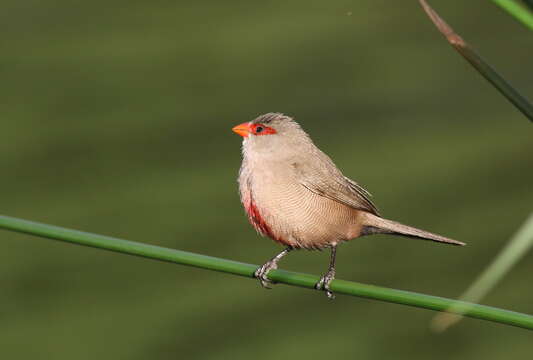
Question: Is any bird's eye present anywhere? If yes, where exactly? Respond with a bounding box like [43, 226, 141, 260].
[250, 123, 276, 136]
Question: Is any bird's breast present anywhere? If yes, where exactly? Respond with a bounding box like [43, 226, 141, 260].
[239, 161, 362, 249]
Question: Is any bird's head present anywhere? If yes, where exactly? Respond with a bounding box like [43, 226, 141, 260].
[232, 113, 314, 161]
[232, 113, 293, 138]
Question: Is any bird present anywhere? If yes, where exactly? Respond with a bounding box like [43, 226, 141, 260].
[232, 113, 465, 299]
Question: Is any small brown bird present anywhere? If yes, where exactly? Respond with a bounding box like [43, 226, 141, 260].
[233, 113, 464, 298]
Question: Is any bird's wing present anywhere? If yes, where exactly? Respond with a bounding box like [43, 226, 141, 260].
[293, 158, 380, 216]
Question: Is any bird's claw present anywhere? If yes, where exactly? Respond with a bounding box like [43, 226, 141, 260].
[254, 261, 278, 289]
[315, 269, 336, 299]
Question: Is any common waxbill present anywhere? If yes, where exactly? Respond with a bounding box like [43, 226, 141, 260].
[233, 113, 464, 298]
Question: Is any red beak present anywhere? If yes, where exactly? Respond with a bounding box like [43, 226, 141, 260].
[232, 122, 251, 137]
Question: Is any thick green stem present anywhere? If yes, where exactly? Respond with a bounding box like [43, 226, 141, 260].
[491, 0, 533, 30]
[1, 214, 532, 330]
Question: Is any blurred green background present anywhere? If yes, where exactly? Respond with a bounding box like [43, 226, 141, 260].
[2, 0, 532, 359]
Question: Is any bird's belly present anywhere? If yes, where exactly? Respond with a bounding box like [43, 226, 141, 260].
[251, 181, 362, 249]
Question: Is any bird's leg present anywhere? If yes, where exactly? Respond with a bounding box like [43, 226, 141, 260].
[315, 245, 337, 299]
[254, 247, 292, 288]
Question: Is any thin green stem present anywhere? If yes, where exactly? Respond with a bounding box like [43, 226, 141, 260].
[420, 0, 533, 122]
[432, 213, 533, 331]
[1, 214, 532, 330]
[491, 0, 533, 30]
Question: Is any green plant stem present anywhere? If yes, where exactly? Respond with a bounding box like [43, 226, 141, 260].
[1, 214, 532, 330]
[432, 213, 533, 331]
[420, 0, 533, 122]
[491, 0, 533, 30]
[522, 0, 533, 12]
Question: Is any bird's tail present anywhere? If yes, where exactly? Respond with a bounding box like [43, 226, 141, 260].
[361, 213, 465, 246]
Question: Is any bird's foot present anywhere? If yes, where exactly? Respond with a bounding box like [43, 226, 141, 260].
[315, 269, 336, 299]
[254, 261, 278, 289]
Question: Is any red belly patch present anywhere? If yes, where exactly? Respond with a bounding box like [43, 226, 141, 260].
[245, 199, 291, 246]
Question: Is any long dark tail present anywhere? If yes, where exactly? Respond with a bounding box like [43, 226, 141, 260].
[361, 213, 465, 246]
